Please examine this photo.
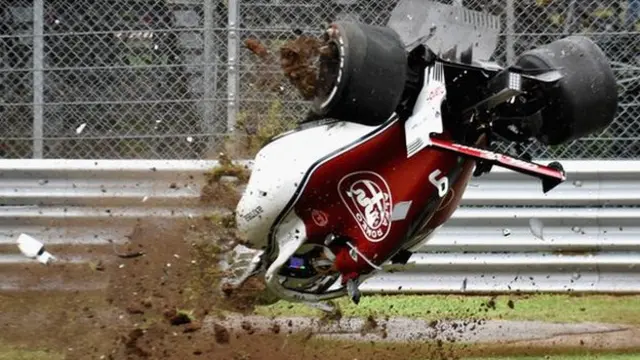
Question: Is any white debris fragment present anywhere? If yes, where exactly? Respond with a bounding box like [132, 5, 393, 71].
[529, 218, 545, 240]
[173, 254, 180, 259]
[187, 136, 193, 143]
[306, 301, 337, 313]
[166, 263, 171, 267]
[16, 233, 56, 265]
[502, 228, 511, 237]
[141, 196, 149, 202]
[75, 123, 87, 134]
[119, 264, 125, 269]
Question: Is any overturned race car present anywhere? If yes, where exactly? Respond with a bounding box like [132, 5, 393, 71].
[224, 0, 618, 308]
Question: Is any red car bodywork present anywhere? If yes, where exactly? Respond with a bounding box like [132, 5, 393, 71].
[292, 116, 565, 284]
[294, 118, 476, 282]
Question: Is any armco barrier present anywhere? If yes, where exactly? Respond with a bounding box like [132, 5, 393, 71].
[1, 159, 640, 294]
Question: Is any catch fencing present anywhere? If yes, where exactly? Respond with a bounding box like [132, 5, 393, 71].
[1, 0, 639, 160]
[2, 159, 640, 294]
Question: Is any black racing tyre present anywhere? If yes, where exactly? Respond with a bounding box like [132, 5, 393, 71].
[515, 35, 618, 146]
[312, 21, 408, 126]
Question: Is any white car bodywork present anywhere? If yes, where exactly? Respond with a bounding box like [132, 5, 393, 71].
[235, 120, 384, 251]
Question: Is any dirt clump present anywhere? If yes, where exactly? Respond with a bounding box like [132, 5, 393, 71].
[270, 322, 281, 334]
[279, 35, 324, 100]
[200, 152, 250, 208]
[245, 38, 269, 60]
[360, 314, 379, 335]
[214, 323, 231, 344]
[164, 308, 193, 326]
[123, 328, 150, 358]
[318, 305, 343, 325]
[244, 34, 326, 101]
[480, 296, 498, 312]
[241, 320, 255, 335]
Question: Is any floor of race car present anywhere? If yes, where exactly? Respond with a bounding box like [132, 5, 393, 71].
[2, 219, 640, 360]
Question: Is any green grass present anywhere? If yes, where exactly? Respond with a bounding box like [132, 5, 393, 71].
[0, 343, 63, 360]
[255, 294, 640, 325]
[467, 355, 640, 360]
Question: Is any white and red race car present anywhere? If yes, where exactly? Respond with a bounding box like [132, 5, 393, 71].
[223, 0, 618, 309]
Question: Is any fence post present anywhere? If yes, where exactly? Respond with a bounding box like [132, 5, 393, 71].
[32, 0, 44, 158]
[563, 0, 576, 35]
[226, 0, 239, 133]
[505, 0, 515, 64]
[203, 0, 217, 141]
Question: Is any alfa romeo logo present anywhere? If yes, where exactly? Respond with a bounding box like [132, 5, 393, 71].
[311, 209, 329, 227]
[338, 171, 393, 242]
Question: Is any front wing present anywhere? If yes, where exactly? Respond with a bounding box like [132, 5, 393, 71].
[429, 137, 566, 193]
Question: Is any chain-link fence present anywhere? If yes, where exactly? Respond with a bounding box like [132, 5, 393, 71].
[1, 0, 229, 159]
[1, 0, 638, 159]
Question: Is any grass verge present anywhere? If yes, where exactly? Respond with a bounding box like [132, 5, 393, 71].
[0, 343, 63, 360]
[255, 294, 640, 325]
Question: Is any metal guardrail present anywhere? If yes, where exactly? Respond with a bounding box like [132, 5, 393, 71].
[2, 159, 640, 294]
